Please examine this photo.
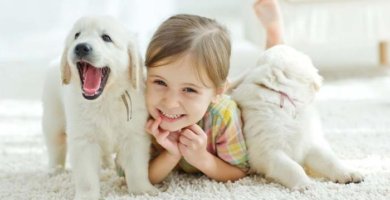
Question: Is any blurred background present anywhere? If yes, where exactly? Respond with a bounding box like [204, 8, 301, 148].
[1, 0, 390, 100]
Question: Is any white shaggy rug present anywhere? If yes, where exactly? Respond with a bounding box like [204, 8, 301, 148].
[1, 68, 390, 200]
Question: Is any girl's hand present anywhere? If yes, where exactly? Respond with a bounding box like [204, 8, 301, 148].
[146, 117, 181, 158]
[178, 124, 210, 167]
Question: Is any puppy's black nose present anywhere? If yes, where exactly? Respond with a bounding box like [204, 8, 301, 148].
[75, 43, 92, 57]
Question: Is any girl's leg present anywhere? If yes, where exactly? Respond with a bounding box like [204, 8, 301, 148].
[253, 0, 284, 48]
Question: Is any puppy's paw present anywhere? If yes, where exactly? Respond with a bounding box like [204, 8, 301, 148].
[332, 170, 364, 184]
[101, 158, 114, 170]
[290, 179, 313, 192]
[127, 183, 159, 196]
[48, 165, 65, 176]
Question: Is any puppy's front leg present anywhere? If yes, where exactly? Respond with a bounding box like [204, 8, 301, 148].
[258, 151, 312, 190]
[43, 128, 67, 173]
[42, 108, 67, 173]
[117, 134, 158, 195]
[69, 137, 101, 200]
[305, 143, 363, 184]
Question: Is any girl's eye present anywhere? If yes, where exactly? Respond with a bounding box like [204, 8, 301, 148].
[153, 80, 167, 86]
[102, 34, 112, 42]
[183, 87, 197, 93]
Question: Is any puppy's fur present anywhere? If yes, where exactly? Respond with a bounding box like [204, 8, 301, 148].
[42, 16, 156, 199]
[231, 45, 363, 189]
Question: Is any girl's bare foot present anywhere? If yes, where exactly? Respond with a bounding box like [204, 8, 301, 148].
[253, 0, 284, 48]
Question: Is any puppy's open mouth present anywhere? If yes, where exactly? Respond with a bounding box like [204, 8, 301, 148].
[77, 61, 110, 100]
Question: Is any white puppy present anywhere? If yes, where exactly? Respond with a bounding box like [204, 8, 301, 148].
[231, 45, 363, 189]
[42, 16, 157, 199]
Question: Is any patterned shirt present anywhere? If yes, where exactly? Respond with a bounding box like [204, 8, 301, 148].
[151, 95, 249, 173]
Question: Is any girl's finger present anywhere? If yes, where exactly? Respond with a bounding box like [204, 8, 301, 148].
[180, 128, 198, 140]
[186, 124, 207, 140]
[145, 119, 154, 134]
[179, 135, 192, 146]
[149, 117, 162, 136]
[156, 131, 169, 141]
[186, 124, 205, 135]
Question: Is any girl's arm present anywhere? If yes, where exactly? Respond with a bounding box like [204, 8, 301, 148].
[149, 150, 181, 184]
[195, 151, 246, 182]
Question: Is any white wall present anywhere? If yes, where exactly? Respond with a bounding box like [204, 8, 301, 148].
[0, 0, 176, 63]
[2, 0, 389, 64]
[244, 0, 390, 68]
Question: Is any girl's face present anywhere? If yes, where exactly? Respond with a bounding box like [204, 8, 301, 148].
[146, 54, 217, 132]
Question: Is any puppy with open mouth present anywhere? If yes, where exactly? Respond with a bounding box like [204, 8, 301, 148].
[42, 16, 157, 199]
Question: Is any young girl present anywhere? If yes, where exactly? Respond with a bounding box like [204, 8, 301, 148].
[145, 0, 284, 184]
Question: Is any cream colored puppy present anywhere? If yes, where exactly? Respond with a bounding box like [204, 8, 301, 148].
[42, 16, 157, 199]
[231, 45, 363, 189]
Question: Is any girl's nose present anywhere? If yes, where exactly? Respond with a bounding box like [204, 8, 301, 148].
[162, 90, 180, 108]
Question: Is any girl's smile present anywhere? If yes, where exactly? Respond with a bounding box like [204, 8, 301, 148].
[158, 109, 185, 122]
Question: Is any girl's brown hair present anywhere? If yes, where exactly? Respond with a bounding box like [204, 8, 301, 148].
[145, 14, 231, 89]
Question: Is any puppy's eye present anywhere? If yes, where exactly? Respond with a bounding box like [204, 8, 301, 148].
[102, 34, 112, 42]
[75, 32, 80, 39]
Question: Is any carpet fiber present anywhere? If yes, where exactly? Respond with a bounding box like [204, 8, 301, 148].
[1, 68, 390, 200]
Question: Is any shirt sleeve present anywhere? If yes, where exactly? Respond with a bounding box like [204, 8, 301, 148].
[215, 100, 249, 171]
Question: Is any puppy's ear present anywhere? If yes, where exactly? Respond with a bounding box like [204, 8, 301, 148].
[272, 68, 290, 85]
[260, 67, 288, 91]
[127, 41, 142, 90]
[60, 47, 71, 85]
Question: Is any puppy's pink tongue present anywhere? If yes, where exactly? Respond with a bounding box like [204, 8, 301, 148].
[83, 66, 102, 95]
